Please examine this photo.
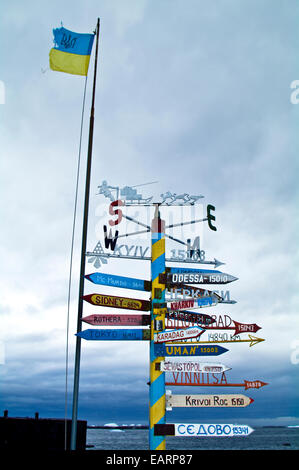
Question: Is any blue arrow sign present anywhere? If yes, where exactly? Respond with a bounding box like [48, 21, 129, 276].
[154, 343, 228, 357]
[76, 328, 150, 341]
[85, 272, 151, 291]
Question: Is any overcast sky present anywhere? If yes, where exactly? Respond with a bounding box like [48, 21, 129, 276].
[1, 0, 299, 431]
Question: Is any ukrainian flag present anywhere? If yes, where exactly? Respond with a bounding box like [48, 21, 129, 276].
[49, 26, 95, 76]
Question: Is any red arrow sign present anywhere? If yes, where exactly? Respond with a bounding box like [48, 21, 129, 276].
[165, 372, 268, 389]
[232, 321, 261, 336]
[244, 380, 268, 390]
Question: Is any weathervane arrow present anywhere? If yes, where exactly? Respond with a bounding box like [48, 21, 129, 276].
[166, 257, 225, 269]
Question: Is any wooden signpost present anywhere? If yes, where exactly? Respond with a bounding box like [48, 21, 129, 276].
[165, 392, 254, 409]
[69, 177, 265, 450]
[82, 293, 151, 311]
[62, 19, 261, 448]
[154, 423, 254, 437]
[82, 313, 150, 326]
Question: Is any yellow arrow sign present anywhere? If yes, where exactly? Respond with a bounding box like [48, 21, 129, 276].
[166, 334, 265, 348]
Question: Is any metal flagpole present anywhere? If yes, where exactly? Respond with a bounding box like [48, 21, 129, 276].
[70, 18, 100, 450]
[149, 205, 166, 450]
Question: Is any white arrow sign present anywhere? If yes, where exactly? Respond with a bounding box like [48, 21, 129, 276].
[154, 423, 254, 437]
[166, 392, 254, 410]
[174, 423, 254, 437]
[157, 361, 231, 373]
[154, 326, 204, 344]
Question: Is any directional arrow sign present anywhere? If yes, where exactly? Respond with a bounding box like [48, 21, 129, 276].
[154, 423, 254, 437]
[167, 295, 219, 311]
[85, 272, 151, 291]
[166, 284, 222, 300]
[156, 361, 231, 373]
[82, 293, 151, 311]
[154, 343, 228, 357]
[204, 320, 262, 336]
[232, 321, 261, 336]
[166, 310, 216, 326]
[154, 326, 205, 344]
[164, 268, 238, 285]
[244, 380, 268, 390]
[82, 313, 150, 326]
[166, 393, 254, 409]
[166, 335, 265, 347]
[76, 328, 150, 341]
[165, 373, 268, 388]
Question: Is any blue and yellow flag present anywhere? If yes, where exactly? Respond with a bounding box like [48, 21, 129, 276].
[49, 27, 95, 76]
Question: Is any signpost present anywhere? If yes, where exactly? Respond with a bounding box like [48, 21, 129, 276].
[166, 334, 265, 347]
[166, 284, 222, 301]
[154, 343, 229, 357]
[149, 206, 167, 450]
[166, 310, 216, 326]
[68, 175, 265, 450]
[167, 295, 219, 311]
[156, 361, 231, 373]
[164, 268, 238, 285]
[82, 313, 150, 326]
[165, 373, 268, 388]
[165, 393, 254, 409]
[82, 293, 151, 311]
[154, 423, 254, 437]
[85, 272, 151, 291]
[76, 328, 150, 341]
[154, 326, 204, 344]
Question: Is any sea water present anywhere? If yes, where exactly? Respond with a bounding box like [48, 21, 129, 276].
[86, 427, 299, 450]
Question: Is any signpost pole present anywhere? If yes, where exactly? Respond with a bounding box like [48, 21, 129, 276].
[70, 18, 100, 451]
[149, 205, 166, 450]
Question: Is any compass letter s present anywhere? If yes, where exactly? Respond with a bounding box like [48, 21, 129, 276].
[109, 199, 124, 226]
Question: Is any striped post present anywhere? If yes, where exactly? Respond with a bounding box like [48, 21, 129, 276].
[149, 205, 166, 450]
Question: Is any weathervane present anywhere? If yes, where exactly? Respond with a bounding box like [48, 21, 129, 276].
[97, 180, 204, 206]
[88, 180, 219, 268]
